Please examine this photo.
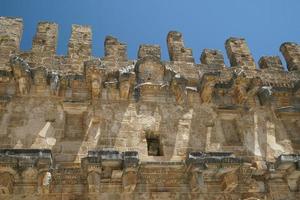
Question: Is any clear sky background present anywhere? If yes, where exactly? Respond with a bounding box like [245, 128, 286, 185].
[1, 0, 300, 66]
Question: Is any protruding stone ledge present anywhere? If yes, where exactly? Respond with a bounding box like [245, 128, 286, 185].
[83, 149, 140, 168]
[0, 149, 53, 175]
[123, 151, 139, 168]
[86, 149, 122, 167]
[0, 149, 53, 165]
[0, 149, 53, 194]
[186, 152, 245, 193]
[83, 149, 139, 193]
[186, 152, 244, 168]
[275, 154, 300, 170]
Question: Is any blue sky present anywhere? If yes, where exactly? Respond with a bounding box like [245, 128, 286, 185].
[1, 0, 300, 66]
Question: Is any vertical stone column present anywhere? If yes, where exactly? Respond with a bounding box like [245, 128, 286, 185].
[32, 22, 58, 55]
[31, 22, 58, 70]
[200, 49, 225, 67]
[225, 37, 256, 69]
[280, 42, 300, 71]
[258, 56, 284, 71]
[0, 17, 23, 71]
[68, 25, 92, 72]
[167, 31, 194, 63]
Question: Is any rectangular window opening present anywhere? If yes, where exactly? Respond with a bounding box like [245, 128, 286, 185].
[146, 134, 163, 156]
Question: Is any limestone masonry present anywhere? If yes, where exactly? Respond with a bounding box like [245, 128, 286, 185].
[0, 16, 300, 200]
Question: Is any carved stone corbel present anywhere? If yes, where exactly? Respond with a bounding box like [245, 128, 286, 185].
[189, 168, 205, 192]
[87, 170, 101, 193]
[38, 171, 52, 194]
[119, 72, 135, 100]
[220, 170, 238, 192]
[122, 169, 137, 193]
[200, 75, 216, 103]
[0, 172, 14, 194]
[122, 151, 139, 193]
[233, 78, 249, 104]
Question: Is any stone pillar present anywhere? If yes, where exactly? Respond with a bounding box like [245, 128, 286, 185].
[258, 56, 284, 71]
[0, 17, 23, 71]
[138, 45, 161, 60]
[104, 36, 128, 62]
[280, 42, 300, 71]
[225, 37, 256, 69]
[200, 49, 225, 68]
[167, 31, 194, 63]
[32, 22, 58, 55]
[122, 151, 139, 193]
[68, 25, 92, 72]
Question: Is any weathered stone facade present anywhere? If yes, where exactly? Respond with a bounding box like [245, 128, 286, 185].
[0, 16, 300, 199]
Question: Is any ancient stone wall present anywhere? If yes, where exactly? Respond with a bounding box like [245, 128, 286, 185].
[0, 16, 300, 199]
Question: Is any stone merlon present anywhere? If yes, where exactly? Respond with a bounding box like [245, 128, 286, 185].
[32, 21, 58, 55]
[225, 37, 256, 69]
[104, 35, 128, 62]
[68, 24, 92, 59]
[167, 31, 194, 63]
[280, 42, 300, 71]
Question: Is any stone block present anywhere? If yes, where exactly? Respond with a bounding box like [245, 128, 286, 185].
[280, 42, 300, 71]
[225, 37, 256, 69]
[258, 56, 284, 71]
[200, 49, 225, 67]
[167, 31, 194, 62]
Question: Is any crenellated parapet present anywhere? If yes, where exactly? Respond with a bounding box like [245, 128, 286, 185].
[2, 16, 300, 199]
[0, 17, 300, 108]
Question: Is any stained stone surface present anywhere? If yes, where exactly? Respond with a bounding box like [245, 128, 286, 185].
[0, 16, 300, 199]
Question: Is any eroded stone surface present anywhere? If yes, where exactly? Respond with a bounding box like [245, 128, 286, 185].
[0, 16, 300, 199]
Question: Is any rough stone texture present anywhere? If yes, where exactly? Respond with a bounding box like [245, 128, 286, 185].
[200, 49, 225, 68]
[32, 22, 58, 55]
[67, 25, 92, 72]
[280, 42, 300, 71]
[258, 56, 284, 71]
[0, 17, 300, 199]
[138, 45, 161, 60]
[225, 37, 256, 69]
[167, 31, 194, 63]
[0, 17, 23, 71]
